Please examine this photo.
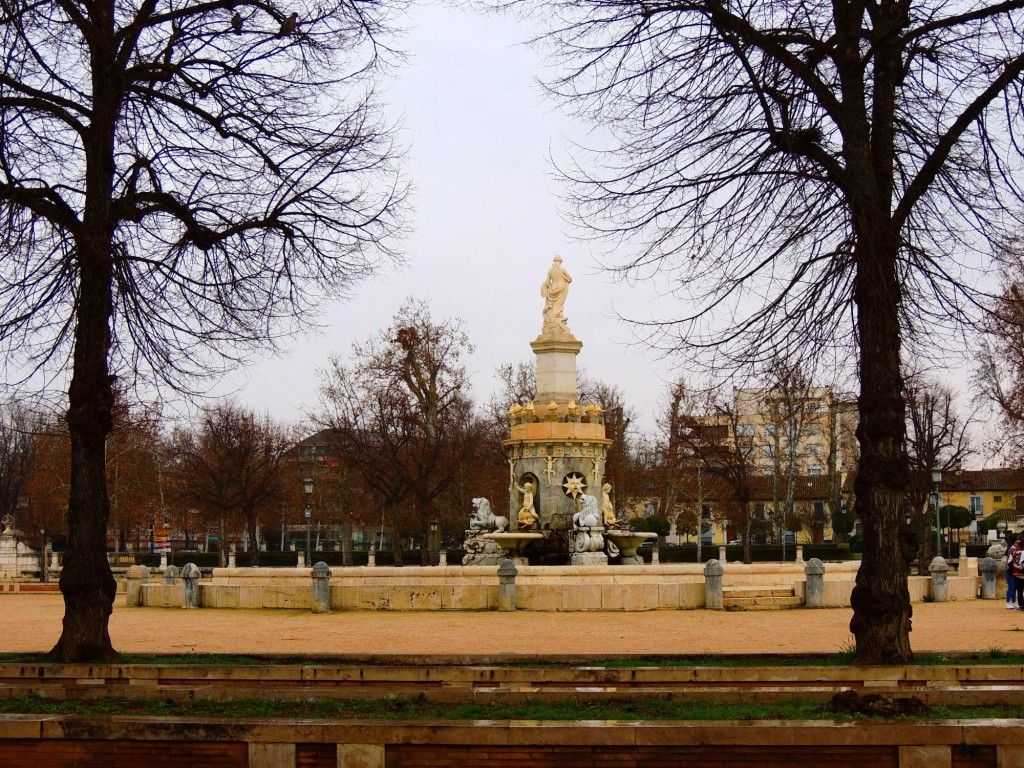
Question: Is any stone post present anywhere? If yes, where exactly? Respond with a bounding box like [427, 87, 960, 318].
[182, 562, 201, 608]
[438, 550, 447, 567]
[125, 564, 149, 608]
[704, 559, 724, 610]
[311, 561, 331, 613]
[718, 546, 727, 564]
[804, 557, 825, 607]
[497, 558, 518, 611]
[959, 542, 967, 563]
[929, 556, 950, 602]
[228, 543, 236, 569]
[297, 551, 305, 568]
[368, 547, 376, 567]
[651, 547, 660, 565]
[49, 551, 60, 570]
[980, 557, 999, 599]
[163, 564, 179, 586]
[796, 545, 805, 563]
[159, 552, 168, 571]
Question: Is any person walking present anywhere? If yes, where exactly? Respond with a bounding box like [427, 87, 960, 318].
[1007, 533, 1019, 609]
[1013, 535, 1024, 611]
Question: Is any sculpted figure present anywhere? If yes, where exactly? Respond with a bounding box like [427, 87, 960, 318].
[601, 483, 618, 528]
[469, 497, 509, 533]
[539, 256, 572, 336]
[515, 480, 539, 529]
[573, 493, 601, 529]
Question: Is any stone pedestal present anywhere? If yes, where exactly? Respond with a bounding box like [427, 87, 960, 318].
[462, 530, 505, 566]
[980, 557, 998, 599]
[804, 558, 825, 607]
[569, 527, 607, 566]
[182, 562, 201, 608]
[311, 561, 331, 613]
[929, 556, 950, 602]
[497, 559, 518, 611]
[704, 559, 724, 609]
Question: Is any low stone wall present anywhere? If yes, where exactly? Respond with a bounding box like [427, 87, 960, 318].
[0, 715, 1021, 768]
[136, 559, 980, 611]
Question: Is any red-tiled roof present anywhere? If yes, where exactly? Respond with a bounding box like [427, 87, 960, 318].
[940, 468, 1024, 492]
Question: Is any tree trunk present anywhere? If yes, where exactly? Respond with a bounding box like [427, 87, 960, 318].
[849, 235, 913, 663]
[341, 518, 353, 566]
[246, 511, 260, 567]
[219, 514, 227, 568]
[50, 3, 123, 662]
[50, 243, 117, 662]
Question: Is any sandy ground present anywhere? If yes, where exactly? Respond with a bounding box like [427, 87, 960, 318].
[2, 595, 1024, 657]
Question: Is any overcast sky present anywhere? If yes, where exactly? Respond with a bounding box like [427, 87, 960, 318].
[204, 0, 992, 457]
[212, 1, 679, 433]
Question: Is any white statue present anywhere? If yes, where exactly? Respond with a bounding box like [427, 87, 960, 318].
[469, 497, 509, 533]
[515, 480, 539, 529]
[539, 256, 572, 336]
[601, 483, 619, 528]
[573, 493, 601, 529]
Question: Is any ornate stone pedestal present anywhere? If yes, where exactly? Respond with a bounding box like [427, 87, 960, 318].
[483, 532, 544, 566]
[570, 526, 608, 566]
[462, 529, 505, 566]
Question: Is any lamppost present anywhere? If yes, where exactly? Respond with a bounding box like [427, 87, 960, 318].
[303, 477, 313, 566]
[931, 467, 942, 556]
[38, 526, 47, 583]
[429, 519, 438, 565]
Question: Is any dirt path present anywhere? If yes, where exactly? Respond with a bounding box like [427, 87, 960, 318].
[3, 595, 1023, 657]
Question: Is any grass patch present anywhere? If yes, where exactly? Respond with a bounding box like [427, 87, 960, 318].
[0, 650, 1022, 668]
[0, 694, 1022, 722]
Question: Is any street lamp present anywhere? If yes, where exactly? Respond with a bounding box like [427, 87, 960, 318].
[303, 477, 313, 567]
[931, 467, 942, 556]
[39, 526, 47, 584]
[429, 519, 438, 565]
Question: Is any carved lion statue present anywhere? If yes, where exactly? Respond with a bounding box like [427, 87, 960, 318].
[469, 497, 509, 533]
[573, 494, 601, 529]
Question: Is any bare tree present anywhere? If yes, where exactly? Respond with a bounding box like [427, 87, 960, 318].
[173, 403, 288, 567]
[314, 299, 480, 565]
[0, 399, 40, 523]
[0, 0, 405, 659]
[978, 246, 1024, 464]
[759, 360, 820, 555]
[523, 0, 1024, 662]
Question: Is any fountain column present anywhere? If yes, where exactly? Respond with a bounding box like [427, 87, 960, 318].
[503, 257, 612, 536]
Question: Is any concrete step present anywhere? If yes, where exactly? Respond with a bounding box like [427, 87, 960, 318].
[722, 587, 795, 599]
[723, 595, 804, 611]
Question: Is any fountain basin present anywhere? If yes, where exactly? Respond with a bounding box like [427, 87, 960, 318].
[606, 531, 657, 565]
[482, 532, 545, 565]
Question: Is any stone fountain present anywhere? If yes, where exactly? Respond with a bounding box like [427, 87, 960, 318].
[462, 256, 655, 566]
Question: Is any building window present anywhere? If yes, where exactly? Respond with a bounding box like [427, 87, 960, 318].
[808, 465, 823, 476]
[994, 495, 1003, 503]
[762, 424, 776, 437]
[812, 501, 826, 520]
[969, 496, 983, 517]
[736, 424, 755, 437]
